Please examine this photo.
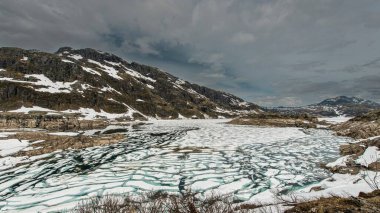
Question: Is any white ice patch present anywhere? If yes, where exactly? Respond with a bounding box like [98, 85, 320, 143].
[177, 113, 186, 119]
[81, 66, 101, 76]
[62, 107, 141, 120]
[122, 66, 156, 82]
[61, 59, 74, 63]
[318, 116, 352, 124]
[0, 139, 29, 156]
[0, 75, 78, 94]
[136, 99, 145, 102]
[100, 85, 122, 95]
[25, 74, 77, 93]
[146, 84, 154, 89]
[20, 56, 28, 61]
[356, 146, 380, 167]
[186, 88, 207, 99]
[68, 54, 83, 60]
[0, 132, 16, 138]
[87, 59, 122, 80]
[175, 79, 186, 85]
[0, 68, 5, 72]
[104, 60, 121, 67]
[326, 155, 350, 168]
[9, 106, 55, 114]
[48, 132, 79, 137]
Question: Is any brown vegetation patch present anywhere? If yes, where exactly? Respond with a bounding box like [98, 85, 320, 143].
[286, 190, 380, 213]
[228, 113, 319, 128]
[12, 132, 125, 157]
[72, 191, 258, 213]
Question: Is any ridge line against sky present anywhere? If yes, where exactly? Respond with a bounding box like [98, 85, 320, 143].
[1, 0, 380, 106]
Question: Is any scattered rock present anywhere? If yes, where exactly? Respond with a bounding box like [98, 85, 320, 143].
[331, 110, 380, 139]
[102, 128, 128, 135]
[309, 186, 323, 192]
[287, 190, 380, 213]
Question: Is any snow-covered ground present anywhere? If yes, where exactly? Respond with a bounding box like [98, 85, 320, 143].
[317, 116, 353, 124]
[0, 120, 353, 212]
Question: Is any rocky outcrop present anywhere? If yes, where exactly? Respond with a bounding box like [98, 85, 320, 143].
[227, 113, 318, 128]
[286, 189, 380, 213]
[324, 136, 380, 175]
[0, 112, 108, 130]
[331, 110, 380, 139]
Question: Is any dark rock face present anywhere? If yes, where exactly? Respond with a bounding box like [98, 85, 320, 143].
[0, 112, 108, 130]
[0, 47, 260, 119]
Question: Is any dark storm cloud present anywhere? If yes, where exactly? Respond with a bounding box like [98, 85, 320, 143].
[1, 0, 380, 106]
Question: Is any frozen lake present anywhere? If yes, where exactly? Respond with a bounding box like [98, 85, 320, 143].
[0, 119, 352, 212]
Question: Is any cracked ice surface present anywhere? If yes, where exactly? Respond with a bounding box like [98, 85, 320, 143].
[0, 119, 352, 212]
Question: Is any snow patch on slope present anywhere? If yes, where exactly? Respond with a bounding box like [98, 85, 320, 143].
[9, 106, 54, 114]
[25, 74, 77, 93]
[68, 54, 83, 60]
[100, 85, 122, 95]
[0, 75, 77, 94]
[81, 66, 101, 76]
[0, 139, 29, 156]
[122, 66, 156, 82]
[87, 59, 122, 80]
[356, 146, 380, 167]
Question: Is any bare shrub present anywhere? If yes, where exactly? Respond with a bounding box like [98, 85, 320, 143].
[72, 191, 259, 213]
[360, 155, 380, 190]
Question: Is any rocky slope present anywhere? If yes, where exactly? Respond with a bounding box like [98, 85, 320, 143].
[0, 47, 260, 120]
[332, 110, 380, 139]
[273, 96, 380, 117]
[286, 190, 380, 213]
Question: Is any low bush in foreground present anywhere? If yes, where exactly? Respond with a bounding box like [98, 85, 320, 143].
[71, 191, 260, 213]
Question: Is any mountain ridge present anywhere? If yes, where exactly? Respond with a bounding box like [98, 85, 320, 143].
[273, 96, 380, 117]
[0, 47, 261, 120]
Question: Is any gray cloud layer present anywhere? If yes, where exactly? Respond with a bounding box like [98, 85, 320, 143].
[1, 0, 380, 106]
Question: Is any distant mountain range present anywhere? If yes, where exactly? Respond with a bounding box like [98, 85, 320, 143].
[272, 96, 380, 117]
[0, 47, 260, 119]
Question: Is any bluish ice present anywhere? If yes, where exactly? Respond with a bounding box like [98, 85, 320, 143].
[0, 119, 352, 212]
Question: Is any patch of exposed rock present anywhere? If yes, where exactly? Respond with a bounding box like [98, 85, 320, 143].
[227, 113, 319, 128]
[286, 189, 380, 213]
[331, 110, 380, 139]
[0, 112, 108, 131]
[324, 137, 380, 174]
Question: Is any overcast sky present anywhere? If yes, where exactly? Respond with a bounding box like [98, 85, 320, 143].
[1, 0, 380, 106]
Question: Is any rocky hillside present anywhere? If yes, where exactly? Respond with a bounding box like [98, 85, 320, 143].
[0, 47, 260, 119]
[331, 110, 380, 139]
[273, 96, 380, 117]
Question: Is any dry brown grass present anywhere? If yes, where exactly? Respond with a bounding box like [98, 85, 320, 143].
[13, 132, 125, 157]
[285, 190, 380, 213]
[71, 191, 259, 213]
